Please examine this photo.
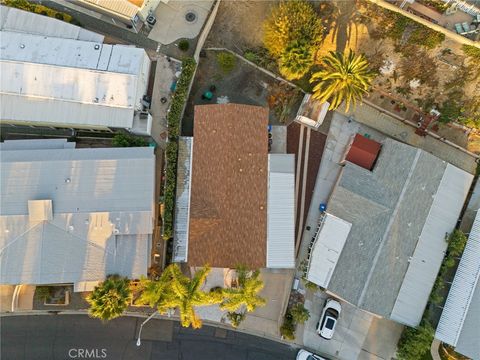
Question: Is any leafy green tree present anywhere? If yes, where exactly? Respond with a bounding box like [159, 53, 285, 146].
[220, 267, 266, 313]
[310, 50, 374, 111]
[86, 275, 132, 321]
[263, 0, 323, 58]
[278, 40, 314, 80]
[279, 313, 296, 340]
[396, 321, 434, 360]
[289, 303, 310, 324]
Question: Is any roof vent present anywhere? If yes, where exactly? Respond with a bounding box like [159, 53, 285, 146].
[65, 178, 71, 183]
[19, 44, 25, 49]
[28, 200, 53, 222]
[94, 44, 100, 50]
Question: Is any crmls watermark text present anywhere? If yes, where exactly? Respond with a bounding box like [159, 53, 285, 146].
[68, 348, 107, 359]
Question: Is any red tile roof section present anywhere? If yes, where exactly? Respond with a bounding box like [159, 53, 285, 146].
[188, 104, 269, 268]
[346, 134, 382, 171]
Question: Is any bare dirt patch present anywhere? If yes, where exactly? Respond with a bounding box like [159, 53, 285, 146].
[204, 0, 277, 51]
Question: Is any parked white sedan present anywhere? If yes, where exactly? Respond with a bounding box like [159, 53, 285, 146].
[296, 349, 328, 360]
[316, 298, 342, 339]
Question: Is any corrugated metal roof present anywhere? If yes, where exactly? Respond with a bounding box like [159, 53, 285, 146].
[0, 140, 155, 286]
[0, 60, 138, 129]
[391, 164, 473, 326]
[307, 213, 352, 287]
[436, 210, 480, 349]
[0, 6, 104, 42]
[173, 137, 193, 263]
[266, 154, 295, 269]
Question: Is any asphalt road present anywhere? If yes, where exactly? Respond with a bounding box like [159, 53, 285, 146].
[1, 315, 298, 360]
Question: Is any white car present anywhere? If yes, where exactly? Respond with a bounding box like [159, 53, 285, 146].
[296, 349, 327, 360]
[316, 298, 341, 339]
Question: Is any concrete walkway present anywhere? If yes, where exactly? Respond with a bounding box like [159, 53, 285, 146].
[148, 1, 214, 44]
[431, 339, 442, 360]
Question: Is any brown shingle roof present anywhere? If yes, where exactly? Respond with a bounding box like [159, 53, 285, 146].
[188, 104, 269, 269]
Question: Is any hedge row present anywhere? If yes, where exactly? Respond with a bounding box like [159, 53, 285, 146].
[167, 58, 196, 142]
[162, 58, 196, 239]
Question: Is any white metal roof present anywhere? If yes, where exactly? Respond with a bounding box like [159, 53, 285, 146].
[78, 0, 139, 19]
[0, 5, 104, 42]
[0, 31, 148, 75]
[0, 60, 138, 129]
[0, 139, 75, 150]
[436, 210, 480, 350]
[391, 164, 474, 326]
[266, 154, 296, 268]
[0, 140, 155, 286]
[173, 137, 193, 263]
[307, 213, 352, 287]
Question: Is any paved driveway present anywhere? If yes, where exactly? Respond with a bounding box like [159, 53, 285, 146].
[302, 290, 373, 360]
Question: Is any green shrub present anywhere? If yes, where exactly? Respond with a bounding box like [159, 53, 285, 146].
[54, 12, 64, 20]
[162, 58, 196, 239]
[280, 313, 296, 340]
[303, 279, 319, 291]
[462, 45, 480, 62]
[178, 39, 189, 52]
[447, 229, 467, 257]
[397, 321, 434, 360]
[290, 303, 310, 324]
[216, 52, 236, 74]
[227, 311, 246, 328]
[408, 25, 445, 49]
[112, 133, 148, 147]
[244, 50, 258, 63]
[35, 286, 51, 301]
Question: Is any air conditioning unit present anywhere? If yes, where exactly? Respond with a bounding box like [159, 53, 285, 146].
[146, 15, 156, 26]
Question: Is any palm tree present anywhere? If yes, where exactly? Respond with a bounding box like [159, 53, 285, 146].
[220, 267, 266, 313]
[310, 50, 374, 111]
[138, 264, 219, 329]
[279, 40, 314, 80]
[86, 274, 131, 321]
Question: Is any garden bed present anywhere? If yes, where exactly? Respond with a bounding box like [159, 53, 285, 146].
[182, 50, 303, 136]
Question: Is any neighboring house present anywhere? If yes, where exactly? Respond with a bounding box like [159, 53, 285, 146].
[0, 139, 155, 291]
[306, 135, 473, 327]
[173, 104, 296, 270]
[0, 6, 104, 42]
[73, 0, 166, 32]
[435, 210, 480, 359]
[0, 8, 153, 136]
[375, 0, 480, 45]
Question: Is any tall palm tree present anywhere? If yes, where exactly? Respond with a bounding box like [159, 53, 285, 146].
[220, 267, 266, 313]
[138, 264, 219, 329]
[310, 50, 374, 111]
[86, 274, 131, 321]
[279, 40, 314, 80]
